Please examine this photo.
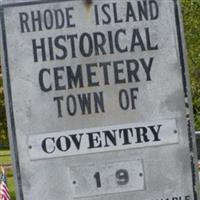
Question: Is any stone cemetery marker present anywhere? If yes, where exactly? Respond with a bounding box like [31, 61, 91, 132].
[0, 0, 199, 199]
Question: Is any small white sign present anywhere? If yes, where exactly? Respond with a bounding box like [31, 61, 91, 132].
[70, 159, 144, 198]
[28, 119, 178, 160]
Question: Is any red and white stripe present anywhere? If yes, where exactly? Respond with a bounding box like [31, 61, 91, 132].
[0, 181, 10, 200]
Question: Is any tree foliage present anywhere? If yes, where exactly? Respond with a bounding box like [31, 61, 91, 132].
[0, 71, 8, 146]
[0, 1, 200, 146]
[181, 0, 200, 130]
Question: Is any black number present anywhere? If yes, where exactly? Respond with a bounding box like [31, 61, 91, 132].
[115, 169, 129, 185]
[94, 169, 129, 188]
[94, 172, 101, 188]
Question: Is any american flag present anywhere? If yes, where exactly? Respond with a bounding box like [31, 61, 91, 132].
[0, 169, 10, 200]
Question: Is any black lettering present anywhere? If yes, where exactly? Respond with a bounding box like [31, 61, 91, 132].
[130, 88, 138, 109]
[41, 137, 55, 154]
[113, 3, 123, 23]
[66, 95, 77, 116]
[102, 4, 111, 24]
[65, 7, 75, 28]
[115, 29, 128, 53]
[86, 63, 99, 87]
[149, 0, 159, 20]
[56, 136, 71, 151]
[127, 59, 140, 82]
[87, 132, 102, 148]
[70, 134, 83, 150]
[126, 2, 137, 22]
[44, 10, 54, 30]
[53, 66, 66, 91]
[104, 130, 117, 147]
[94, 5, 100, 25]
[48, 37, 54, 60]
[93, 32, 107, 55]
[67, 65, 84, 89]
[39, 68, 52, 92]
[119, 128, 133, 145]
[67, 34, 78, 58]
[54, 9, 65, 29]
[137, 1, 148, 21]
[148, 125, 162, 141]
[32, 38, 46, 62]
[94, 92, 105, 113]
[135, 127, 150, 143]
[114, 60, 126, 84]
[119, 89, 129, 110]
[131, 29, 146, 51]
[19, 12, 30, 33]
[79, 33, 93, 57]
[54, 96, 64, 118]
[31, 10, 42, 32]
[107, 31, 114, 54]
[185, 196, 190, 200]
[145, 28, 158, 50]
[55, 35, 68, 60]
[78, 93, 92, 115]
[140, 57, 154, 81]
[99, 62, 111, 85]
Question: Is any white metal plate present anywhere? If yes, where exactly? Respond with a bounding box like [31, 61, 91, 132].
[28, 119, 178, 160]
[70, 159, 144, 198]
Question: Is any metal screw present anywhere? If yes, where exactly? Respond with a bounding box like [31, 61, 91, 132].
[174, 130, 177, 134]
[73, 181, 76, 185]
[139, 173, 143, 177]
[28, 145, 32, 149]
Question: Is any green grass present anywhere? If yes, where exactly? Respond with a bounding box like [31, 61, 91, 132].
[0, 149, 12, 165]
[0, 149, 16, 200]
[8, 176, 16, 200]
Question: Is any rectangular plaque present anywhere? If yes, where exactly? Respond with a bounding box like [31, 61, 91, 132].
[70, 159, 144, 198]
[28, 119, 178, 160]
